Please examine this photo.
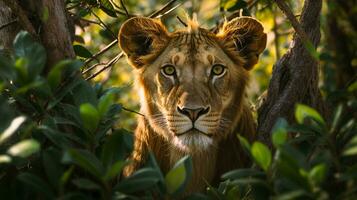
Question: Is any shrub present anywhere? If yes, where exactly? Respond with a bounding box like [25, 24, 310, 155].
[0, 31, 356, 199]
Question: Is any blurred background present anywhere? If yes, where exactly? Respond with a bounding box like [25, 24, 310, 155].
[71, 0, 356, 131]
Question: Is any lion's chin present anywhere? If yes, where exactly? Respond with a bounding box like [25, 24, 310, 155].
[172, 129, 213, 153]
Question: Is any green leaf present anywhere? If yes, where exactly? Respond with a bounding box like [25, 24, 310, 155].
[272, 118, 288, 147]
[273, 190, 308, 200]
[80, 103, 100, 132]
[98, 92, 114, 117]
[40, 126, 72, 148]
[101, 130, 130, 166]
[7, 139, 40, 158]
[251, 142, 271, 171]
[295, 104, 325, 125]
[47, 60, 80, 90]
[237, 134, 251, 152]
[13, 31, 46, 78]
[165, 155, 193, 195]
[115, 168, 161, 193]
[343, 135, 357, 156]
[103, 160, 127, 180]
[308, 164, 327, 185]
[46, 76, 82, 109]
[73, 79, 98, 106]
[99, 0, 117, 17]
[43, 147, 63, 188]
[73, 45, 93, 58]
[347, 81, 357, 92]
[17, 172, 54, 198]
[0, 155, 12, 164]
[62, 149, 105, 178]
[222, 168, 265, 180]
[330, 104, 343, 133]
[0, 116, 26, 144]
[72, 178, 101, 190]
[0, 55, 16, 80]
[223, 0, 248, 12]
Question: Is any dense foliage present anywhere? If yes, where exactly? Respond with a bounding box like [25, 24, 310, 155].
[0, 0, 356, 199]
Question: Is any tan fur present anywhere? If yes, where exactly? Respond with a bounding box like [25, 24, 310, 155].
[118, 16, 266, 194]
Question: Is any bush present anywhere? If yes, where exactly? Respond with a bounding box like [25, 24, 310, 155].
[0, 32, 356, 199]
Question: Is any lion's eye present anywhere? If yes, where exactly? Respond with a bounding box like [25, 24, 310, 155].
[211, 64, 226, 76]
[161, 65, 176, 76]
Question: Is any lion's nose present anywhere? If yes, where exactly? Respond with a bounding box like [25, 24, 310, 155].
[177, 106, 210, 122]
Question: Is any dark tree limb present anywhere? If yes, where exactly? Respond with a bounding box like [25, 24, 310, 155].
[0, 1, 20, 55]
[2, 0, 37, 37]
[257, 0, 326, 148]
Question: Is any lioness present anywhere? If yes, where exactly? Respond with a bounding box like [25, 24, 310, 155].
[118, 16, 266, 193]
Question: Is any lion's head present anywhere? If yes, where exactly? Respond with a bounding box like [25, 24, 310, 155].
[119, 16, 266, 153]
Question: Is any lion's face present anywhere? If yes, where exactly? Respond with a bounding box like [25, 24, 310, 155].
[119, 17, 266, 152]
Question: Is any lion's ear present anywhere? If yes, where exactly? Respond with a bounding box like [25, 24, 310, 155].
[118, 17, 170, 68]
[217, 17, 267, 70]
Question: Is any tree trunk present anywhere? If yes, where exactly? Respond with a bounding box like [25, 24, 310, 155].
[257, 0, 326, 147]
[0, 1, 20, 56]
[0, 0, 75, 72]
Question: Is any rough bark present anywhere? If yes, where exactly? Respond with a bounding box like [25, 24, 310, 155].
[0, 1, 20, 55]
[257, 0, 326, 147]
[0, 0, 75, 72]
[36, 0, 75, 70]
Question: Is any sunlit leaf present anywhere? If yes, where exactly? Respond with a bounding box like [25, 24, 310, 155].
[0, 116, 26, 144]
[308, 164, 327, 185]
[47, 59, 80, 90]
[295, 104, 325, 125]
[103, 160, 127, 180]
[80, 103, 100, 132]
[343, 135, 357, 156]
[165, 155, 192, 195]
[99, 0, 117, 17]
[251, 142, 271, 171]
[7, 139, 40, 158]
[0, 155, 11, 163]
[237, 134, 251, 152]
[98, 92, 114, 117]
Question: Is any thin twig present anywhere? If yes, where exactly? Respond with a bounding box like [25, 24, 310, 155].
[83, 40, 118, 72]
[0, 19, 17, 31]
[155, 3, 182, 19]
[3, 0, 37, 37]
[149, 0, 179, 18]
[247, 0, 259, 10]
[79, 18, 101, 25]
[122, 106, 145, 116]
[272, 6, 281, 60]
[120, 0, 130, 18]
[85, 53, 124, 80]
[176, 16, 187, 27]
[274, 0, 310, 44]
[91, 11, 117, 39]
